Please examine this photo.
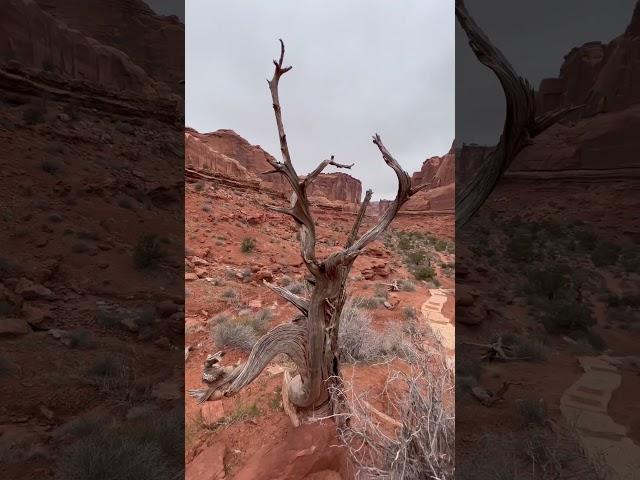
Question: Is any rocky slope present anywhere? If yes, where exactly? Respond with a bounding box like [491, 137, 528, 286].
[538, 1, 640, 116]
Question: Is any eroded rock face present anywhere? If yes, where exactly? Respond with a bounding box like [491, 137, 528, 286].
[306, 172, 362, 205]
[538, 2, 640, 116]
[195, 129, 290, 194]
[0, 0, 164, 95]
[185, 129, 261, 187]
[33, 0, 184, 93]
[185, 128, 363, 206]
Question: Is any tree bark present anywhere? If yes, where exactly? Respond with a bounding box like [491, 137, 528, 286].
[455, 0, 582, 228]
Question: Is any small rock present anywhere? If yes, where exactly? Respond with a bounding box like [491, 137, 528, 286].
[120, 317, 138, 332]
[185, 272, 198, 281]
[0, 318, 31, 335]
[194, 267, 207, 278]
[39, 405, 54, 420]
[191, 256, 209, 266]
[156, 300, 179, 317]
[15, 278, 54, 300]
[248, 299, 262, 309]
[58, 113, 71, 122]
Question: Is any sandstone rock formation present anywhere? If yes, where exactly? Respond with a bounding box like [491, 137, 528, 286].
[0, 0, 172, 96]
[306, 172, 362, 205]
[186, 128, 363, 207]
[185, 129, 261, 187]
[33, 0, 184, 93]
[193, 129, 290, 194]
[373, 144, 455, 215]
[538, 2, 640, 117]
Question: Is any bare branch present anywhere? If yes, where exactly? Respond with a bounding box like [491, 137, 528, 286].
[304, 155, 355, 186]
[346, 189, 372, 248]
[333, 134, 415, 261]
[263, 280, 309, 316]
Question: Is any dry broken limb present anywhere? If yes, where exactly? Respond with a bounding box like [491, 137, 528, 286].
[188, 39, 430, 423]
[455, 0, 583, 228]
[462, 336, 530, 362]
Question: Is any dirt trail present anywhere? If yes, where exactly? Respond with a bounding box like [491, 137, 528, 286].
[560, 356, 640, 479]
[421, 288, 454, 355]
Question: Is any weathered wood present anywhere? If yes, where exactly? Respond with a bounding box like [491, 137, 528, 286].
[455, 0, 582, 228]
[194, 40, 430, 423]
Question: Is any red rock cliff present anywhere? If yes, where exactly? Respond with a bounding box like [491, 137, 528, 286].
[538, 2, 640, 116]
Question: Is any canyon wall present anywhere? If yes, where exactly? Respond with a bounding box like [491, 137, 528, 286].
[185, 128, 363, 207]
[538, 2, 640, 117]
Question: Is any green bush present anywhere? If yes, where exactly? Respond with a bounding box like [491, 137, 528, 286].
[413, 265, 435, 281]
[542, 302, 594, 334]
[133, 234, 167, 270]
[240, 237, 256, 254]
[526, 268, 567, 301]
[590, 242, 620, 267]
[506, 234, 534, 262]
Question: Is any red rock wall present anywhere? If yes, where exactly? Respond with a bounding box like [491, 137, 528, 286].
[33, 0, 184, 93]
[185, 130, 261, 187]
[306, 172, 362, 205]
[538, 3, 640, 116]
[0, 0, 161, 95]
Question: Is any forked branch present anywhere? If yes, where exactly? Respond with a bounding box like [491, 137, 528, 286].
[304, 155, 354, 186]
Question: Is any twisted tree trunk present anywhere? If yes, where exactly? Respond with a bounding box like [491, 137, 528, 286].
[455, 0, 583, 228]
[189, 40, 429, 421]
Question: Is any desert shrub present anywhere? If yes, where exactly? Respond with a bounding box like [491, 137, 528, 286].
[0, 355, 15, 377]
[338, 303, 412, 362]
[213, 321, 257, 351]
[56, 428, 174, 480]
[518, 397, 547, 426]
[590, 241, 620, 267]
[335, 352, 454, 479]
[402, 306, 417, 321]
[620, 249, 640, 273]
[240, 237, 256, 253]
[526, 268, 567, 301]
[41, 159, 62, 174]
[407, 250, 426, 265]
[397, 279, 416, 291]
[87, 355, 129, 392]
[68, 329, 96, 349]
[434, 239, 449, 252]
[239, 309, 272, 334]
[353, 296, 381, 310]
[574, 229, 598, 251]
[22, 100, 46, 125]
[114, 121, 135, 134]
[413, 265, 436, 281]
[506, 233, 535, 262]
[194, 181, 205, 192]
[542, 302, 594, 334]
[285, 280, 306, 294]
[220, 289, 242, 307]
[133, 234, 167, 270]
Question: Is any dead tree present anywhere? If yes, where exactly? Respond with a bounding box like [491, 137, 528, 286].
[189, 40, 429, 421]
[455, 0, 582, 227]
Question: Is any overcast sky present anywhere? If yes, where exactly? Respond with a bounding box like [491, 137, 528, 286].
[185, 0, 454, 200]
[457, 0, 636, 145]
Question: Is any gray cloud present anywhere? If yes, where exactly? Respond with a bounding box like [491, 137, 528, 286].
[186, 0, 454, 200]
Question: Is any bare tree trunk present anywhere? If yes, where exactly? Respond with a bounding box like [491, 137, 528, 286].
[455, 0, 582, 228]
[189, 41, 429, 422]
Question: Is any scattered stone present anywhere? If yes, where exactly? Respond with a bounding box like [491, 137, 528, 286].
[248, 299, 262, 309]
[191, 256, 209, 266]
[0, 318, 31, 335]
[185, 272, 198, 281]
[21, 304, 52, 329]
[194, 267, 207, 278]
[156, 300, 180, 317]
[15, 278, 54, 300]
